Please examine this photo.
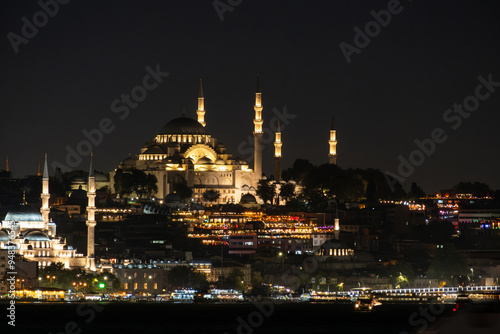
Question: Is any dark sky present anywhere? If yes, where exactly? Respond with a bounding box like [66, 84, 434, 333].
[1, 0, 500, 193]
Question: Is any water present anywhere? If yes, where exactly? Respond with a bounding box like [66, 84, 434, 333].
[5, 301, 454, 334]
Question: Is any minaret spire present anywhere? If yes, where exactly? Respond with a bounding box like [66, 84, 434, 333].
[328, 114, 337, 165]
[274, 119, 282, 182]
[37, 159, 42, 177]
[41, 153, 50, 225]
[197, 78, 206, 127]
[86, 152, 97, 271]
[5, 156, 9, 172]
[253, 74, 263, 180]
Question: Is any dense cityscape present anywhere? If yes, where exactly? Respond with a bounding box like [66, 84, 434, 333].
[2, 1, 500, 333]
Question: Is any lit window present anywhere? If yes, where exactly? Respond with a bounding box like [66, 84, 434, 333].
[133, 283, 137, 290]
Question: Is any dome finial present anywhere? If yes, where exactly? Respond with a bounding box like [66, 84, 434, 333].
[89, 152, 94, 177]
[182, 106, 186, 117]
[199, 78, 204, 98]
[43, 153, 49, 178]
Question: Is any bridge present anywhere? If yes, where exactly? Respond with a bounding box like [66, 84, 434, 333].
[371, 285, 500, 295]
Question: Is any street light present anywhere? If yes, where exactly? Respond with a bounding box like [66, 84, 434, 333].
[278, 252, 285, 280]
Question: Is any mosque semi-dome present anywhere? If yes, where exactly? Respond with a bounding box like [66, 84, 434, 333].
[240, 193, 257, 204]
[0, 229, 10, 241]
[159, 117, 206, 135]
[23, 230, 50, 241]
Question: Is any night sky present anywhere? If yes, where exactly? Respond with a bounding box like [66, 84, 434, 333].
[1, 0, 500, 193]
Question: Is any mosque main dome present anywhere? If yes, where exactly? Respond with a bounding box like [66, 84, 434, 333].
[4, 205, 44, 222]
[159, 117, 206, 135]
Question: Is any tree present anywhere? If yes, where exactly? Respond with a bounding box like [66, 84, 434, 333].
[173, 181, 193, 201]
[221, 268, 246, 291]
[145, 174, 158, 197]
[366, 173, 377, 202]
[279, 182, 296, 202]
[410, 182, 426, 199]
[452, 182, 491, 197]
[256, 180, 276, 204]
[113, 169, 133, 198]
[168, 266, 208, 289]
[203, 190, 220, 204]
[130, 170, 147, 198]
[282, 159, 314, 183]
[386, 260, 414, 288]
[427, 242, 468, 284]
[114, 169, 157, 199]
[38, 263, 121, 292]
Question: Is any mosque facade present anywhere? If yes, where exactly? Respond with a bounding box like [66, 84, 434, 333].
[110, 77, 266, 204]
[0, 156, 86, 269]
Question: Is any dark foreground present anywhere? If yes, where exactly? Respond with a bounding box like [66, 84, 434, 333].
[3, 301, 499, 334]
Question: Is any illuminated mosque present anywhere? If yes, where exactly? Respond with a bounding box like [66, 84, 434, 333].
[109, 75, 338, 204]
[0, 156, 87, 269]
[110, 76, 266, 204]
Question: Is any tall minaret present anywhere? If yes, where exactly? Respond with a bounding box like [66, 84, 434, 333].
[328, 114, 337, 165]
[41, 154, 50, 226]
[253, 74, 263, 179]
[274, 119, 282, 182]
[86, 153, 97, 271]
[197, 78, 206, 127]
[5, 156, 9, 172]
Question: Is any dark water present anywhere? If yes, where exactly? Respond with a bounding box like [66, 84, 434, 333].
[4, 301, 455, 334]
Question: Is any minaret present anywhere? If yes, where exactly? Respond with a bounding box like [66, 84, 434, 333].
[253, 74, 263, 179]
[197, 78, 206, 127]
[328, 114, 337, 165]
[41, 154, 50, 226]
[5, 156, 9, 172]
[274, 119, 282, 182]
[86, 153, 97, 271]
